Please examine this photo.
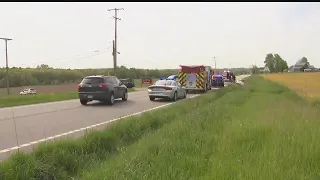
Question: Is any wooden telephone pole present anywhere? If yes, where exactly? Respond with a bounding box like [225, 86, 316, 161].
[108, 8, 124, 76]
[0, 37, 12, 95]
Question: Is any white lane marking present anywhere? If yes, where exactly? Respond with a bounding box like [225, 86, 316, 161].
[0, 94, 200, 154]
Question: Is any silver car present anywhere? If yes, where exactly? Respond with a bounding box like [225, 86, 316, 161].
[148, 79, 186, 101]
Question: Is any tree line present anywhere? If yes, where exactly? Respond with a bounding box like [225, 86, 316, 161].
[0, 64, 251, 88]
[251, 53, 295, 74]
[0, 65, 177, 88]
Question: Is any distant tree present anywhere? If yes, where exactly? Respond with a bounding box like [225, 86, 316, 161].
[36, 64, 51, 69]
[297, 57, 310, 71]
[264, 53, 289, 73]
[264, 53, 275, 73]
[251, 65, 260, 74]
[298, 57, 309, 64]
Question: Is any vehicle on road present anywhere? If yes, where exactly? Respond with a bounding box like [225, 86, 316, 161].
[167, 75, 178, 81]
[78, 75, 128, 106]
[20, 88, 37, 95]
[230, 72, 236, 83]
[148, 79, 186, 101]
[119, 78, 135, 88]
[212, 74, 224, 87]
[222, 70, 231, 82]
[178, 65, 213, 93]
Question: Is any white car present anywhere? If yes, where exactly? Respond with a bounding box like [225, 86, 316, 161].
[20, 88, 37, 95]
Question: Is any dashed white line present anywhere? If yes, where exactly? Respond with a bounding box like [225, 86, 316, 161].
[0, 94, 200, 154]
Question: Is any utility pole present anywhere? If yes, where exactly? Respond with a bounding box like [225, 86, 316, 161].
[108, 8, 124, 76]
[0, 37, 12, 95]
[213, 56, 216, 71]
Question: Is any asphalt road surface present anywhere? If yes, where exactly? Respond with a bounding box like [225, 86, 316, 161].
[0, 75, 249, 160]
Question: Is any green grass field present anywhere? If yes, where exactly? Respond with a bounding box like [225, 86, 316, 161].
[0, 88, 135, 108]
[1, 76, 319, 180]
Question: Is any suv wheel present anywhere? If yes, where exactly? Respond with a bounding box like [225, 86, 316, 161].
[122, 90, 128, 101]
[109, 92, 115, 105]
[80, 99, 88, 105]
[149, 96, 155, 101]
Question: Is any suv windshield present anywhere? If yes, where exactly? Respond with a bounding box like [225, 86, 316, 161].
[167, 75, 177, 79]
[154, 80, 174, 86]
[81, 77, 104, 84]
[120, 78, 132, 83]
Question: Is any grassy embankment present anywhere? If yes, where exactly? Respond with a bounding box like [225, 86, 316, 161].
[1, 75, 320, 180]
[0, 88, 135, 108]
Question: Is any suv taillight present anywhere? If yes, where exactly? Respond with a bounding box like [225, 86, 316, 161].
[164, 87, 172, 90]
[99, 84, 107, 88]
[78, 84, 82, 89]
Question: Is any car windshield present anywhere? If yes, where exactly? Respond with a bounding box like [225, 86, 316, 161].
[154, 80, 174, 86]
[81, 77, 104, 84]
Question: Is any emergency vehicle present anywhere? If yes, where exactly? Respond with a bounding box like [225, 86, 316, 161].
[178, 65, 213, 93]
[222, 70, 231, 82]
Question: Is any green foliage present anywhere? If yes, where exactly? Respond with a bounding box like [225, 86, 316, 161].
[264, 53, 288, 73]
[0, 65, 178, 88]
[0, 65, 251, 88]
[251, 65, 260, 74]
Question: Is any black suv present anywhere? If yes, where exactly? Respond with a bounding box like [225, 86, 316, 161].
[78, 75, 128, 105]
[119, 78, 135, 88]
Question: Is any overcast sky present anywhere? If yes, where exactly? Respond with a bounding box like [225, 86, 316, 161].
[0, 2, 319, 69]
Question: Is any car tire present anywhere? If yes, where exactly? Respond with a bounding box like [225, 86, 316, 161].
[149, 96, 155, 101]
[108, 92, 115, 105]
[171, 92, 177, 102]
[122, 90, 128, 101]
[80, 99, 88, 105]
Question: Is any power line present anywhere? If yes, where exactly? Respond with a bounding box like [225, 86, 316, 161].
[24, 48, 111, 67]
[107, 8, 124, 76]
[0, 37, 12, 95]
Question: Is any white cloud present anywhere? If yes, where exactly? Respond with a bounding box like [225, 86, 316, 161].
[0, 2, 319, 69]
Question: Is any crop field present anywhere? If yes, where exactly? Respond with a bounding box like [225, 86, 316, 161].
[1, 75, 320, 180]
[0, 78, 158, 96]
[262, 72, 320, 100]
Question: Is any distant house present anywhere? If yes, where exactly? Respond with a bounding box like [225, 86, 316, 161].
[289, 62, 318, 72]
[291, 62, 307, 72]
[263, 66, 270, 73]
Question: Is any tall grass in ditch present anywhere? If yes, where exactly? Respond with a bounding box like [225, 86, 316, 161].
[79, 76, 320, 180]
[0, 85, 236, 180]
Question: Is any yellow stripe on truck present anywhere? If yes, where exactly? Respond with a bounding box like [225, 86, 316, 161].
[196, 72, 205, 89]
[178, 72, 186, 86]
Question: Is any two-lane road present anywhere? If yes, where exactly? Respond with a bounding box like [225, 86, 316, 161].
[0, 90, 198, 153]
[0, 75, 250, 160]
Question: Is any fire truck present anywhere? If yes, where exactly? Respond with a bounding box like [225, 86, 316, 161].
[178, 65, 213, 93]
